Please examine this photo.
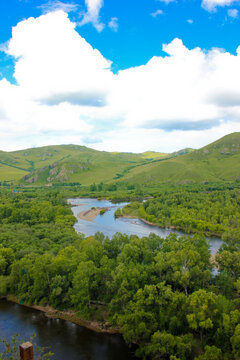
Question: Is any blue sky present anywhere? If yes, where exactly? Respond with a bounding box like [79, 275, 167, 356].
[1, 0, 240, 74]
[0, 0, 240, 152]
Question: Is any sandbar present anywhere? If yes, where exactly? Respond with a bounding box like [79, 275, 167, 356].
[77, 207, 108, 221]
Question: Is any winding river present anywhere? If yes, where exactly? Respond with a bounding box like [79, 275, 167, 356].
[69, 198, 222, 254]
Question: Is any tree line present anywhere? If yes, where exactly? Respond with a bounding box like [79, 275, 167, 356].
[122, 188, 240, 237]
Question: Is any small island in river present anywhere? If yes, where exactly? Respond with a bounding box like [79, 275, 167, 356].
[78, 207, 109, 221]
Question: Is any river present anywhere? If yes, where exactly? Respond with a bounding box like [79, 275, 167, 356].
[69, 197, 222, 254]
[0, 300, 136, 359]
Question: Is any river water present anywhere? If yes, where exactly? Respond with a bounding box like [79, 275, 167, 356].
[0, 300, 136, 360]
[69, 197, 222, 254]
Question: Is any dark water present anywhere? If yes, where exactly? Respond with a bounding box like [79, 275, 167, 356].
[69, 198, 222, 254]
[0, 300, 136, 360]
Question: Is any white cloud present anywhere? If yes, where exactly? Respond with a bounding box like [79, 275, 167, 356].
[151, 9, 164, 17]
[228, 8, 239, 17]
[187, 19, 194, 24]
[105, 38, 240, 146]
[78, 0, 105, 32]
[92, 123, 240, 153]
[1, 12, 240, 152]
[6, 11, 113, 104]
[157, 0, 176, 4]
[38, 1, 79, 14]
[201, 0, 239, 12]
[108, 17, 118, 32]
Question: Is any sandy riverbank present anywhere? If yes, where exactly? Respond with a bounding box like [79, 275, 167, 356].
[77, 207, 108, 221]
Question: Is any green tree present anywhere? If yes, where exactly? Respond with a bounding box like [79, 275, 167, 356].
[70, 260, 96, 317]
[231, 324, 240, 359]
[187, 289, 217, 341]
[141, 331, 193, 360]
[194, 345, 223, 360]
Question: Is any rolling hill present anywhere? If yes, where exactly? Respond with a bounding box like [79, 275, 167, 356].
[0, 133, 239, 186]
[122, 132, 240, 185]
[0, 145, 171, 185]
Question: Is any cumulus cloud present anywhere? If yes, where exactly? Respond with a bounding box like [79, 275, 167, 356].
[143, 119, 222, 131]
[78, 0, 105, 32]
[210, 91, 240, 107]
[108, 17, 118, 31]
[1, 11, 240, 152]
[39, 90, 107, 106]
[38, 1, 79, 14]
[201, 0, 239, 12]
[228, 8, 239, 17]
[151, 9, 164, 17]
[6, 11, 113, 104]
[82, 136, 103, 144]
[106, 39, 230, 132]
[187, 19, 194, 24]
[157, 0, 176, 4]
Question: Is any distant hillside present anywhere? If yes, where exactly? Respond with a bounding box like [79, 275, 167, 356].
[0, 143, 196, 185]
[140, 151, 168, 160]
[0, 145, 146, 184]
[1, 133, 240, 186]
[121, 133, 240, 185]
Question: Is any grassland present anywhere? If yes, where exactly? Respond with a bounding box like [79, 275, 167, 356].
[0, 133, 239, 186]
[122, 133, 240, 185]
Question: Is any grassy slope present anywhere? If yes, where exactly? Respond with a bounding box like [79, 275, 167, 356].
[121, 132, 240, 185]
[140, 151, 168, 160]
[24, 146, 150, 185]
[0, 145, 152, 184]
[0, 164, 28, 182]
[0, 133, 239, 185]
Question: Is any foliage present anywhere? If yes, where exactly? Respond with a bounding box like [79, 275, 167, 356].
[0, 333, 53, 360]
[123, 187, 240, 237]
[114, 208, 122, 217]
[0, 186, 240, 359]
[194, 345, 223, 360]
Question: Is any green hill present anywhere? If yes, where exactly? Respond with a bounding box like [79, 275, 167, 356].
[0, 145, 150, 184]
[0, 143, 194, 185]
[0, 133, 240, 185]
[122, 133, 240, 185]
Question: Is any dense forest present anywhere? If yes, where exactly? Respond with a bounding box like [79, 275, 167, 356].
[120, 187, 240, 237]
[0, 186, 240, 359]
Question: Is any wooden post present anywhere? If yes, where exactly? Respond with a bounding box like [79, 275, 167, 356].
[19, 342, 34, 360]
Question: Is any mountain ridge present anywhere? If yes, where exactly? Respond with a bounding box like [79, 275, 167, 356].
[0, 133, 239, 185]
[122, 132, 240, 185]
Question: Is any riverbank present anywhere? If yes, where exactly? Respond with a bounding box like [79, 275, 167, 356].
[5, 295, 118, 335]
[118, 212, 222, 239]
[117, 213, 158, 227]
[77, 207, 109, 221]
